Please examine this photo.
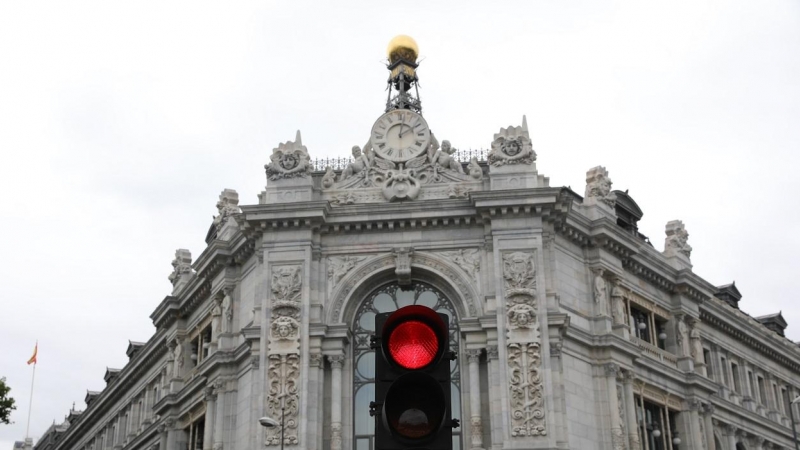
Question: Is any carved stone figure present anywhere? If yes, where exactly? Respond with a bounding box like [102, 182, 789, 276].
[430, 140, 464, 174]
[172, 339, 184, 379]
[327, 256, 367, 293]
[584, 166, 617, 207]
[664, 220, 692, 258]
[321, 166, 336, 189]
[610, 282, 627, 326]
[265, 131, 311, 181]
[212, 189, 240, 234]
[467, 157, 483, 180]
[488, 117, 536, 167]
[676, 315, 691, 357]
[593, 269, 607, 304]
[342, 145, 373, 180]
[508, 303, 536, 329]
[690, 321, 704, 364]
[221, 289, 233, 334]
[271, 266, 303, 303]
[168, 249, 192, 286]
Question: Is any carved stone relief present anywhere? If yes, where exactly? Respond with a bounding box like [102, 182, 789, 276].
[327, 256, 368, 294]
[168, 249, 193, 286]
[265, 131, 311, 181]
[488, 118, 535, 167]
[212, 189, 240, 234]
[393, 247, 414, 285]
[266, 264, 302, 446]
[664, 220, 692, 258]
[439, 249, 480, 278]
[503, 251, 545, 437]
[584, 166, 616, 207]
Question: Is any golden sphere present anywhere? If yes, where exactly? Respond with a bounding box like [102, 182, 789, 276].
[387, 35, 419, 63]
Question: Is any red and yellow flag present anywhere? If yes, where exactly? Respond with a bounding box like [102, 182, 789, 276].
[27, 342, 37, 365]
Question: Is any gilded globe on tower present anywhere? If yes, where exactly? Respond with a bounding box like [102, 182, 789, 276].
[386, 35, 419, 63]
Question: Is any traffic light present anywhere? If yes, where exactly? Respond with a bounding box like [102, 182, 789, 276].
[371, 305, 459, 450]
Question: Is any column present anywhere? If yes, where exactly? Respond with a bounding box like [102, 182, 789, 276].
[467, 349, 484, 450]
[214, 383, 225, 450]
[486, 345, 501, 450]
[701, 404, 715, 450]
[127, 403, 136, 441]
[604, 364, 625, 450]
[686, 399, 705, 450]
[158, 422, 168, 450]
[203, 386, 216, 450]
[622, 371, 641, 450]
[328, 354, 345, 450]
[724, 424, 737, 450]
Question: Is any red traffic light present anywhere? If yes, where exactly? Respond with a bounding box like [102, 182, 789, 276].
[382, 305, 448, 370]
[388, 320, 438, 369]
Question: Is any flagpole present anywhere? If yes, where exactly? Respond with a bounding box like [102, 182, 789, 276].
[25, 354, 37, 440]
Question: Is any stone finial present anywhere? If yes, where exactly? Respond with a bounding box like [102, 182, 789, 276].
[584, 166, 617, 207]
[664, 220, 692, 258]
[213, 189, 240, 232]
[168, 249, 193, 286]
[488, 115, 536, 167]
[265, 130, 311, 181]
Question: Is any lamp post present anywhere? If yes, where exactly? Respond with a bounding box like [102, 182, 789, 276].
[789, 396, 800, 450]
[259, 400, 285, 450]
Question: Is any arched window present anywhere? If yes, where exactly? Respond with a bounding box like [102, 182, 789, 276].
[352, 282, 462, 450]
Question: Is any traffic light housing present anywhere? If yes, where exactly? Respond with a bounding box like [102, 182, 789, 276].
[372, 305, 458, 450]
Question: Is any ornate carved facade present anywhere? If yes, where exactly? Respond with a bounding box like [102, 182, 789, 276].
[34, 36, 800, 450]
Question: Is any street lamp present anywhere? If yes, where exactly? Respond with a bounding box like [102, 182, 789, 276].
[789, 396, 800, 450]
[259, 400, 285, 450]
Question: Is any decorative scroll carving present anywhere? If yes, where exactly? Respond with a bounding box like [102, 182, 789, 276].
[393, 247, 414, 286]
[470, 417, 483, 447]
[584, 166, 616, 207]
[664, 220, 692, 258]
[265, 354, 300, 446]
[439, 249, 480, 278]
[265, 131, 311, 181]
[321, 166, 336, 189]
[488, 118, 535, 167]
[168, 249, 193, 286]
[486, 345, 499, 360]
[467, 157, 483, 180]
[328, 256, 368, 294]
[504, 251, 545, 437]
[266, 264, 302, 446]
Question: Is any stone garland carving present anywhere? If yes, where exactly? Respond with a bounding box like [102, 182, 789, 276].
[584, 166, 617, 207]
[439, 249, 480, 279]
[265, 265, 303, 446]
[698, 413, 707, 450]
[664, 220, 692, 258]
[265, 131, 311, 181]
[327, 256, 368, 294]
[503, 252, 546, 437]
[212, 189, 240, 234]
[168, 249, 193, 286]
[488, 119, 535, 167]
[615, 376, 626, 450]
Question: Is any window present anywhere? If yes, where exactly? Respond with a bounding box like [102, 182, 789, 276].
[703, 349, 713, 380]
[635, 395, 681, 450]
[782, 387, 792, 416]
[748, 372, 756, 399]
[731, 362, 741, 393]
[630, 306, 651, 343]
[190, 324, 213, 367]
[773, 384, 781, 412]
[352, 282, 461, 450]
[720, 357, 729, 387]
[758, 376, 767, 406]
[186, 416, 205, 450]
[628, 305, 668, 349]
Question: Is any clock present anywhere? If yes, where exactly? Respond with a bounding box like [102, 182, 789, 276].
[370, 109, 431, 163]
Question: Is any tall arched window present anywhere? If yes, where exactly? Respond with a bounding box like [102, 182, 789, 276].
[352, 282, 462, 450]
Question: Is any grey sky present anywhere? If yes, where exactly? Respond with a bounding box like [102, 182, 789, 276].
[1, 1, 799, 446]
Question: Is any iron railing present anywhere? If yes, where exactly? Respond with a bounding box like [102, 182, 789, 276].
[310, 148, 488, 172]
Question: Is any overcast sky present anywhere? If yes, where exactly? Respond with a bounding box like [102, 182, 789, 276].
[1, 1, 799, 446]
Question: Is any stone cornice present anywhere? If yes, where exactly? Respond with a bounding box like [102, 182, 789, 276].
[701, 297, 800, 372]
[56, 330, 168, 449]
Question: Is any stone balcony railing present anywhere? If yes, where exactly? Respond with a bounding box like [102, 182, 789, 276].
[632, 336, 678, 368]
[310, 148, 489, 172]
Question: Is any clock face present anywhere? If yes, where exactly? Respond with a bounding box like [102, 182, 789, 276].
[370, 110, 431, 163]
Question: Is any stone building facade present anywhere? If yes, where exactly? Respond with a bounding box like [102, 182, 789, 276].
[33, 38, 800, 450]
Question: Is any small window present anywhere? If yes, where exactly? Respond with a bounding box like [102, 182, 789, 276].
[630, 306, 651, 343]
[782, 388, 791, 416]
[703, 349, 713, 380]
[731, 362, 741, 393]
[720, 357, 729, 387]
[758, 376, 767, 406]
[186, 416, 205, 450]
